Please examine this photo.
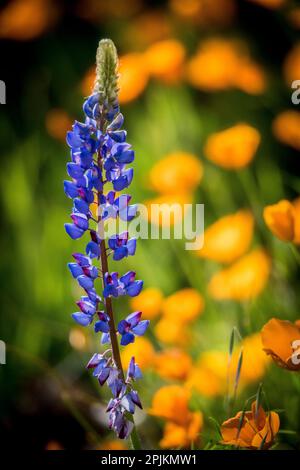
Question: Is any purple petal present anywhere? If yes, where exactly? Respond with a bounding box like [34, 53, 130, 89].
[125, 311, 142, 328]
[132, 320, 150, 336]
[65, 223, 84, 239]
[71, 312, 92, 326]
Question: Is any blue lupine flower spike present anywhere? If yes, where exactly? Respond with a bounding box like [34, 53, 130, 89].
[64, 39, 148, 445]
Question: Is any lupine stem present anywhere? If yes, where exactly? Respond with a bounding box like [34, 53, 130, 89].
[97, 135, 141, 449]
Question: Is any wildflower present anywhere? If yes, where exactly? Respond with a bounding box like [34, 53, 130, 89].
[64, 39, 149, 441]
[186, 39, 266, 94]
[121, 337, 155, 370]
[149, 152, 203, 194]
[144, 39, 186, 83]
[0, 0, 58, 41]
[117, 311, 150, 346]
[263, 200, 296, 242]
[154, 349, 192, 381]
[261, 318, 300, 371]
[196, 210, 254, 263]
[149, 385, 203, 449]
[130, 287, 163, 320]
[118, 53, 149, 104]
[186, 351, 228, 397]
[272, 110, 300, 151]
[98, 440, 128, 450]
[232, 333, 270, 386]
[221, 401, 280, 449]
[162, 288, 204, 324]
[204, 123, 260, 169]
[208, 248, 271, 301]
[283, 43, 300, 86]
[169, 0, 235, 26]
[155, 318, 190, 345]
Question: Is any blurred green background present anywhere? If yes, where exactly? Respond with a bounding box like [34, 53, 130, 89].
[0, 0, 300, 450]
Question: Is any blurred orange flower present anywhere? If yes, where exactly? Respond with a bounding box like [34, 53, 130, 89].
[272, 110, 300, 151]
[288, 8, 300, 29]
[81, 53, 149, 104]
[149, 152, 203, 195]
[196, 210, 254, 264]
[261, 318, 300, 371]
[155, 318, 190, 346]
[169, 0, 235, 26]
[283, 43, 300, 85]
[293, 197, 300, 244]
[118, 53, 149, 104]
[154, 349, 192, 381]
[144, 39, 186, 83]
[186, 39, 266, 94]
[145, 192, 193, 227]
[0, 0, 58, 40]
[160, 412, 203, 449]
[45, 109, 73, 142]
[208, 248, 271, 301]
[204, 123, 261, 169]
[186, 351, 228, 397]
[121, 336, 155, 370]
[162, 288, 205, 323]
[221, 401, 280, 449]
[263, 200, 296, 242]
[149, 385, 203, 448]
[130, 287, 163, 320]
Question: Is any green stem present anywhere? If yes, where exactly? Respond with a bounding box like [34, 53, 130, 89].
[289, 243, 300, 267]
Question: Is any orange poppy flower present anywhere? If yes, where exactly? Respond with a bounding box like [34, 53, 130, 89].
[263, 200, 295, 242]
[161, 288, 204, 324]
[118, 53, 149, 104]
[154, 318, 190, 345]
[272, 110, 300, 151]
[186, 351, 228, 397]
[169, 0, 235, 27]
[144, 39, 186, 83]
[0, 0, 58, 41]
[160, 412, 203, 449]
[261, 318, 300, 370]
[186, 38, 266, 94]
[196, 210, 254, 264]
[221, 401, 280, 449]
[121, 336, 155, 370]
[149, 152, 203, 195]
[130, 287, 163, 320]
[154, 349, 192, 381]
[149, 385, 203, 448]
[208, 248, 271, 301]
[293, 197, 300, 244]
[98, 440, 127, 450]
[204, 123, 260, 169]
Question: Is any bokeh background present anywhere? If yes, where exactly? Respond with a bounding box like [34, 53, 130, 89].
[1, 0, 300, 450]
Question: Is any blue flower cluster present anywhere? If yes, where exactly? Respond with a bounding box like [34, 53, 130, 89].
[64, 87, 149, 439]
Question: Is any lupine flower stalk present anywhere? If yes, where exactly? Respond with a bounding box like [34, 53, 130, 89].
[64, 39, 149, 446]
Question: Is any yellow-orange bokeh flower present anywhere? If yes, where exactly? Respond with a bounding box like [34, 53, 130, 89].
[160, 412, 203, 449]
[130, 287, 163, 320]
[144, 39, 186, 83]
[121, 336, 155, 370]
[263, 200, 296, 242]
[154, 318, 190, 346]
[197, 210, 254, 264]
[186, 39, 266, 94]
[204, 123, 260, 169]
[0, 0, 58, 41]
[221, 401, 280, 449]
[261, 318, 300, 370]
[154, 349, 192, 381]
[272, 110, 300, 151]
[149, 152, 203, 195]
[162, 288, 204, 324]
[208, 248, 271, 301]
[145, 193, 193, 227]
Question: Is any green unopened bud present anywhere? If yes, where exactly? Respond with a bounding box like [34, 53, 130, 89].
[94, 39, 119, 107]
